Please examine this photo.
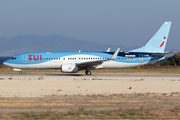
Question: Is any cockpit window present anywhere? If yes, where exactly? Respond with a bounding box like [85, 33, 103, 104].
[12, 57, 17, 60]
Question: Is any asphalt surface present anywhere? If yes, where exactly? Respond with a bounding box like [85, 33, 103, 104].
[0, 73, 179, 81]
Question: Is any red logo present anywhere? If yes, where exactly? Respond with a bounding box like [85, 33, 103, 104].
[163, 36, 166, 39]
[160, 41, 164, 48]
[28, 55, 42, 61]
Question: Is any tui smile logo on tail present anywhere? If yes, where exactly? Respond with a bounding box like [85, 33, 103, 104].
[160, 41, 164, 48]
[160, 36, 166, 48]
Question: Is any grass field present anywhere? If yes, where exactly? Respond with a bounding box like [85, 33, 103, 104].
[0, 107, 180, 119]
[1, 93, 180, 119]
[1, 64, 180, 74]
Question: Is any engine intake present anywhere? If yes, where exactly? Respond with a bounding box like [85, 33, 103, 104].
[61, 63, 78, 73]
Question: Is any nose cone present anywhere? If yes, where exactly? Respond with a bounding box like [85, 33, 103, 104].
[3, 61, 8, 66]
[3, 60, 10, 67]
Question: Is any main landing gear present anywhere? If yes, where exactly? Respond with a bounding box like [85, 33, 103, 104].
[85, 70, 91, 75]
[19, 71, 23, 75]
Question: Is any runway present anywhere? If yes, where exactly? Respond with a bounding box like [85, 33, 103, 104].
[0, 73, 180, 97]
[1, 73, 180, 80]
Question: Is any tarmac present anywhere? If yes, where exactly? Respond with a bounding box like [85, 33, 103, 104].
[0, 73, 180, 80]
[0, 73, 180, 97]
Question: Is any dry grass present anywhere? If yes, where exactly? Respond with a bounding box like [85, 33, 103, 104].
[0, 100, 162, 107]
[0, 107, 180, 119]
[1, 93, 180, 119]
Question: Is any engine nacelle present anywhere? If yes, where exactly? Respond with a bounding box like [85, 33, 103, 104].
[61, 63, 78, 73]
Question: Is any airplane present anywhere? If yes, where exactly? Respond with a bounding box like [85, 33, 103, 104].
[3, 21, 174, 75]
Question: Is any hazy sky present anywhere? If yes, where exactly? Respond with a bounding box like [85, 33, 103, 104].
[0, 0, 179, 50]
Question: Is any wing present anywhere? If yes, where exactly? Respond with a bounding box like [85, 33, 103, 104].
[77, 60, 105, 69]
[77, 48, 120, 69]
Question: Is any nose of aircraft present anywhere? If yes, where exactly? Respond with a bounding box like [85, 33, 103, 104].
[3, 61, 8, 66]
[3, 60, 10, 66]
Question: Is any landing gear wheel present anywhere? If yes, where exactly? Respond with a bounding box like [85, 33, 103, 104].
[19, 71, 23, 75]
[85, 71, 91, 75]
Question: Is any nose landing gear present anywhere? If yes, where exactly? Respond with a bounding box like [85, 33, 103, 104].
[13, 68, 22, 75]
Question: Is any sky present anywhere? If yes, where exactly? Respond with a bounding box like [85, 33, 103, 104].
[0, 0, 179, 51]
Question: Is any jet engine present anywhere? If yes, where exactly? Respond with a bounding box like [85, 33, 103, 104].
[61, 63, 78, 73]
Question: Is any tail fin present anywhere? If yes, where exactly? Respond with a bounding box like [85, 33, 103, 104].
[130, 21, 171, 53]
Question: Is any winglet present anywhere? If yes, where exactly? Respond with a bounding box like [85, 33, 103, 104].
[110, 48, 120, 60]
[106, 48, 111, 52]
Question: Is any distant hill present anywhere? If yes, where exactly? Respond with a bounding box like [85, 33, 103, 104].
[0, 34, 132, 56]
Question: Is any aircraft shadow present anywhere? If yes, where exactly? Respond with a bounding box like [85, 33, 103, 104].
[45, 74, 86, 76]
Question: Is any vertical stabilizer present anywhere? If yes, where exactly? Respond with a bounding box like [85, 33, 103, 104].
[130, 22, 171, 53]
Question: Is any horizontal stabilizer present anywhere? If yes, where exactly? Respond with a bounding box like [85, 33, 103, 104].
[151, 51, 175, 57]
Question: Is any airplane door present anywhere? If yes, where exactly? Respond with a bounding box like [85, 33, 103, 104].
[22, 55, 27, 63]
[139, 54, 143, 63]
